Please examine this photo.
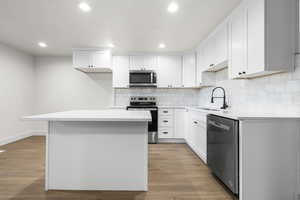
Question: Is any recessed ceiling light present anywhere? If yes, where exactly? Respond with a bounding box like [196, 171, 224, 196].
[78, 2, 91, 12]
[167, 2, 179, 13]
[159, 43, 166, 49]
[108, 43, 115, 48]
[38, 42, 48, 48]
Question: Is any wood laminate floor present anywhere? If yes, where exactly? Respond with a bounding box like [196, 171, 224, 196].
[0, 136, 235, 200]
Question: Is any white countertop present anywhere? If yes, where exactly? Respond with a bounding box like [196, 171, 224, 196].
[186, 107, 300, 120]
[23, 109, 152, 122]
[110, 105, 300, 120]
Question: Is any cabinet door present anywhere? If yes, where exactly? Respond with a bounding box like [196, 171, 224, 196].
[130, 55, 157, 70]
[229, 4, 247, 79]
[157, 55, 182, 88]
[215, 23, 228, 65]
[73, 51, 92, 68]
[112, 56, 129, 88]
[195, 120, 207, 163]
[203, 37, 216, 70]
[130, 56, 143, 70]
[182, 53, 196, 87]
[174, 109, 186, 139]
[196, 47, 205, 86]
[247, 0, 265, 74]
[92, 50, 111, 68]
[143, 55, 158, 70]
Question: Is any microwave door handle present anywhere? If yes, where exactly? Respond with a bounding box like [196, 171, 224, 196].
[151, 73, 153, 83]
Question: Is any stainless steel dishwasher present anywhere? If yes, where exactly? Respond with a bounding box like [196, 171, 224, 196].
[207, 114, 239, 195]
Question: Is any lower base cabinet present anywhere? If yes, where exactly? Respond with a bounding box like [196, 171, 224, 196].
[185, 109, 207, 163]
[158, 108, 186, 139]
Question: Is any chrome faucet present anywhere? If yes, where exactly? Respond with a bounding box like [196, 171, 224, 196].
[211, 87, 228, 110]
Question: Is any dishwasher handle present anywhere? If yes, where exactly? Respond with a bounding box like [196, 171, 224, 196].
[208, 120, 230, 131]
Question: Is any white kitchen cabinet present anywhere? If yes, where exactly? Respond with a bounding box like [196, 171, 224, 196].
[129, 55, 158, 71]
[203, 37, 216, 70]
[157, 55, 182, 88]
[214, 23, 228, 69]
[229, 3, 247, 79]
[182, 53, 196, 88]
[229, 0, 296, 79]
[185, 109, 207, 163]
[112, 56, 129, 88]
[158, 108, 174, 139]
[196, 47, 216, 87]
[200, 22, 228, 73]
[73, 50, 112, 73]
[158, 128, 173, 139]
[158, 108, 186, 139]
[73, 51, 91, 68]
[174, 109, 187, 139]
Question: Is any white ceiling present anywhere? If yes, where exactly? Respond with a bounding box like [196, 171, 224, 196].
[0, 0, 240, 56]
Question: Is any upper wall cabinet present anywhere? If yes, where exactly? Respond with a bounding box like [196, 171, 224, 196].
[182, 53, 197, 88]
[157, 55, 182, 88]
[196, 47, 216, 87]
[229, 3, 248, 79]
[229, 0, 297, 79]
[73, 50, 112, 73]
[202, 22, 229, 72]
[129, 55, 158, 71]
[112, 56, 130, 88]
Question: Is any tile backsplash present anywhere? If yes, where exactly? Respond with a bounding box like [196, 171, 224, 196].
[198, 55, 300, 114]
[114, 88, 199, 106]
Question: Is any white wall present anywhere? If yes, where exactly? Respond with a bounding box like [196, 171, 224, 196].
[34, 56, 113, 131]
[0, 43, 36, 145]
[198, 56, 300, 114]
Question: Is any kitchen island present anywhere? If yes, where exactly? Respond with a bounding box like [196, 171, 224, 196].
[23, 110, 151, 191]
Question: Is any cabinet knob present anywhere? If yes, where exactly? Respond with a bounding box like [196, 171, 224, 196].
[209, 64, 215, 67]
[163, 111, 168, 113]
[194, 121, 198, 124]
[243, 71, 246, 74]
[163, 120, 169, 123]
[163, 132, 168, 134]
[238, 72, 242, 75]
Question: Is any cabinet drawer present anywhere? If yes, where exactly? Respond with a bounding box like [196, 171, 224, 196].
[191, 118, 206, 128]
[159, 128, 174, 139]
[159, 117, 173, 127]
[159, 109, 173, 116]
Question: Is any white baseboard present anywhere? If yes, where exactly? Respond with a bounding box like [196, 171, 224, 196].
[31, 130, 47, 136]
[0, 132, 32, 146]
[0, 130, 47, 146]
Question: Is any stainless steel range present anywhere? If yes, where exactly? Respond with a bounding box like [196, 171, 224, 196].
[126, 96, 158, 144]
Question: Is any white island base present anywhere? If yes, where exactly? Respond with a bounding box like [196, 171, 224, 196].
[24, 110, 151, 191]
[47, 121, 148, 191]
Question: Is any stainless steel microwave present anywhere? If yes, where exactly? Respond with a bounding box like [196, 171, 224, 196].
[129, 70, 157, 88]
